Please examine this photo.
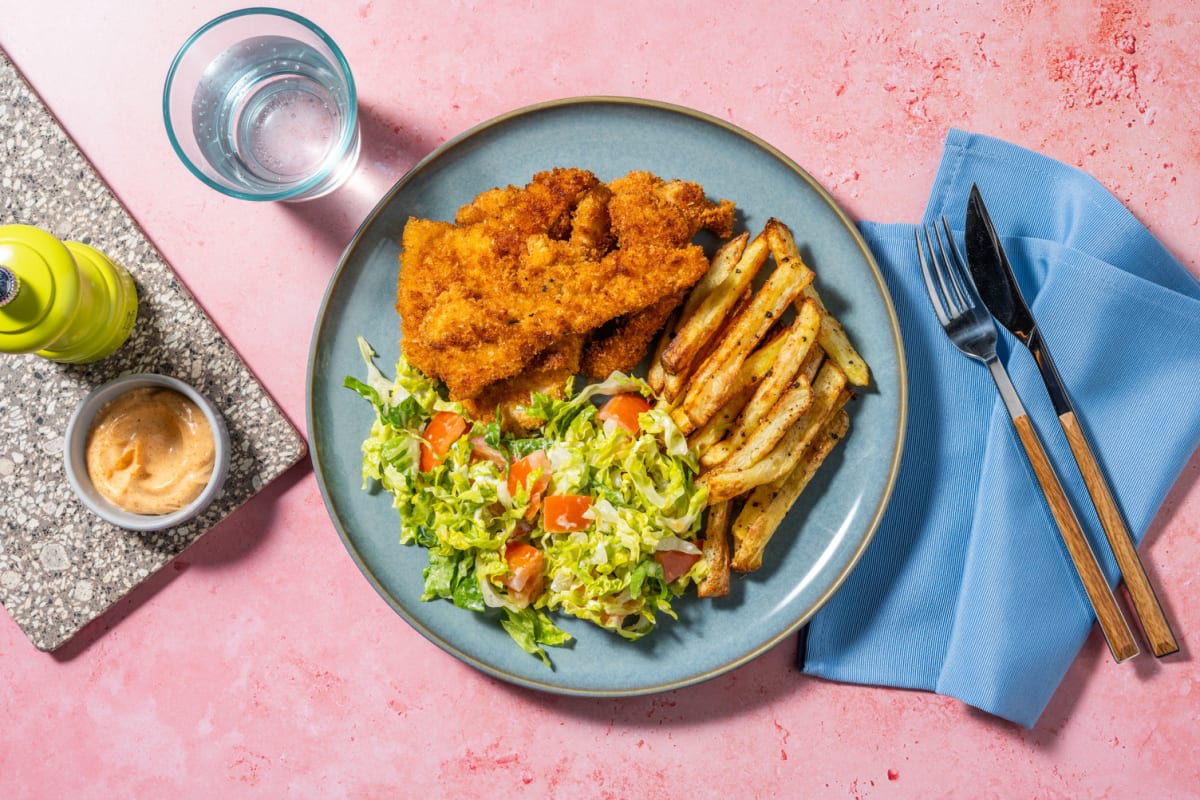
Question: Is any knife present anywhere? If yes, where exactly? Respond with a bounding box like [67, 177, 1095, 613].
[964, 184, 1179, 657]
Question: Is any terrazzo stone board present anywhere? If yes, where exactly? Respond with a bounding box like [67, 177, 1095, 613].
[0, 50, 306, 651]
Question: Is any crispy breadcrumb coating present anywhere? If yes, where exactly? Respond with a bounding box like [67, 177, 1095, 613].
[396, 168, 734, 417]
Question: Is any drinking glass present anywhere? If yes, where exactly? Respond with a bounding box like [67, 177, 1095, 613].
[163, 8, 361, 202]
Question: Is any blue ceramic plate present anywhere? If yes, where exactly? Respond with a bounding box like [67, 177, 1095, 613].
[308, 98, 907, 696]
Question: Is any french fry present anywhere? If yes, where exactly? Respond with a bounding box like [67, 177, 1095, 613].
[767, 219, 870, 387]
[737, 326, 789, 383]
[730, 408, 851, 571]
[699, 418, 810, 504]
[691, 331, 789, 454]
[729, 485, 776, 573]
[699, 361, 848, 504]
[698, 431, 734, 468]
[723, 359, 843, 473]
[692, 383, 755, 461]
[647, 307, 680, 395]
[673, 323, 786, 435]
[652, 237, 746, 400]
[679, 220, 815, 430]
[649, 363, 665, 395]
[803, 288, 870, 387]
[658, 371, 685, 409]
[674, 233, 749, 331]
[707, 376, 814, 471]
[696, 501, 732, 598]
[798, 340, 825, 383]
[660, 288, 754, 408]
[710, 299, 822, 464]
[661, 232, 766, 376]
[657, 216, 870, 582]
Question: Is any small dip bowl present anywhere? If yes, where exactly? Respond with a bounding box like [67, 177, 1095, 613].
[64, 374, 231, 531]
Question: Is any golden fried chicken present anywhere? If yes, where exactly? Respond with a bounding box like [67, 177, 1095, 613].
[567, 184, 614, 255]
[581, 291, 683, 381]
[461, 335, 585, 432]
[607, 170, 735, 247]
[396, 168, 734, 404]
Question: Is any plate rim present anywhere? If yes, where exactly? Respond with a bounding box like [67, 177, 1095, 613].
[306, 95, 909, 696]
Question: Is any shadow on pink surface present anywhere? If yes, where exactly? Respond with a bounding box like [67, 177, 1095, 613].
[1115, 449, 1197, 675]
[277, 100, 444, 257]
[48, 459, 312, 663]
[966, 453, 1198, 739]
[468, 641, 805, 725]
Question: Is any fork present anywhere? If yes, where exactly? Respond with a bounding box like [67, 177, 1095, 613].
[915, 218, 1139, 663]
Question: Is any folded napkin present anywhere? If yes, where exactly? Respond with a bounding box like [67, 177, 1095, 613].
[800, 129, 1200, 728]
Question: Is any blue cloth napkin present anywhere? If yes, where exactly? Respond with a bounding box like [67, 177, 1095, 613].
[800, 129, 1200, 728]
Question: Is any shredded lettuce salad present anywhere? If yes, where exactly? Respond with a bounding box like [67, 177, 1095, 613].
[344, 338, 709, 666]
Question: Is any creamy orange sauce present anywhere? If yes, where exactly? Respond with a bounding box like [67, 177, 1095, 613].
[85, 386, 215, 515]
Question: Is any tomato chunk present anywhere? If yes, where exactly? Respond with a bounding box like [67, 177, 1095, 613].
[507, 450, 552, 520]
[655, 549, 702, 583]
[419, 411, 469, 471]
[503, 541, 545, 608]
[542, 494, 593, 533]
[597, 393, 653, 435]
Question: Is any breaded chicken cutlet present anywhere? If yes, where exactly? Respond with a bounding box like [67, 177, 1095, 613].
[397, 168, 734, 428]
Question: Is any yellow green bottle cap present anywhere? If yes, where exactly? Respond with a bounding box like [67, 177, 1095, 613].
[0, 224, 81, 353]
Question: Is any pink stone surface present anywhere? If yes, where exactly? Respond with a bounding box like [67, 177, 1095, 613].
[2, 1, 1198, 797]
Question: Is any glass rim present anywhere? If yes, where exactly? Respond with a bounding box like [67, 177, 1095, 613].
[162, 6, 359, 202]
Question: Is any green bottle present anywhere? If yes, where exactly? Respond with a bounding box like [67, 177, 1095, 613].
[0, 224, 137, 363]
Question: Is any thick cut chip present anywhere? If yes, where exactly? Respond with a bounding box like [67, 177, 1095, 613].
[730, 408, 851, 572]
[698, 361, 848, 504]
[678, 219, 815, 431]
[696, 501, 732, 598]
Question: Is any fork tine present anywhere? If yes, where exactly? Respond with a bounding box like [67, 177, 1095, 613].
[935, 216, 981, 312]
[915, 226, 951, 326]
[931, 218, 964, 315]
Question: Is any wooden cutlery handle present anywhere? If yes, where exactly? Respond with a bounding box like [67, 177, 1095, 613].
[1059, 411, 1179, 657]
[1012, 414, 1139, 662]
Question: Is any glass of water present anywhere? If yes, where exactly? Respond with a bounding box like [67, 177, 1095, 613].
[163, 8, 361, 202]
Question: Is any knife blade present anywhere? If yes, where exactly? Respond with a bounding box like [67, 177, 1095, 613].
[963, 183, 1179, 657]
[963, 185, 1073, 414]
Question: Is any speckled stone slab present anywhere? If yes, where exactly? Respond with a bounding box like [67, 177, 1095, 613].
[0, 50, 306, 651]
